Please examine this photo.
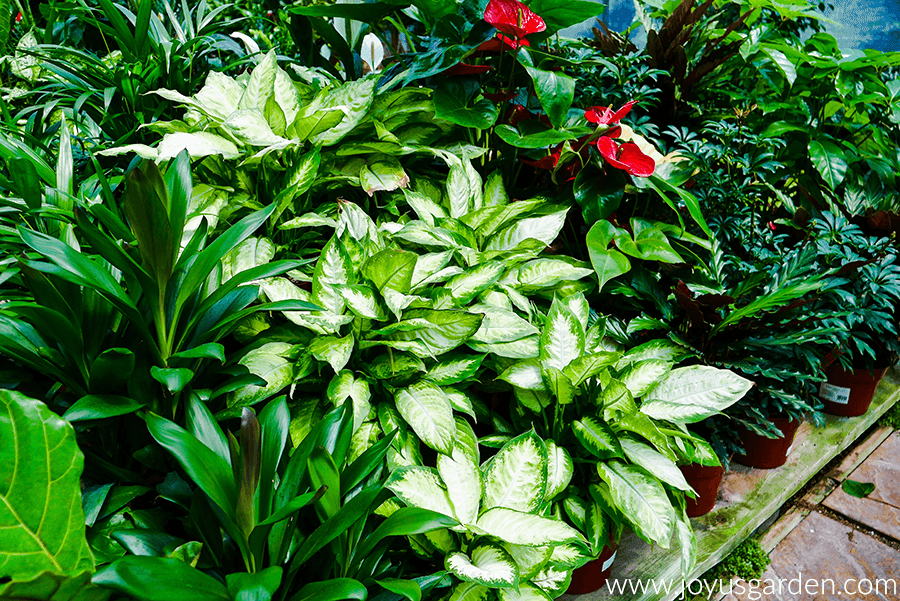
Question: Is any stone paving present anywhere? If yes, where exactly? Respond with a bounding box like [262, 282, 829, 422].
[723, 431, 900, 601]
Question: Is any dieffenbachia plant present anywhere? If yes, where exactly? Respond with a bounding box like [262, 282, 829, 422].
[385, 428, 589, 599]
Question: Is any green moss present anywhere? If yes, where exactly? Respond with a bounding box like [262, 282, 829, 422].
[878, 401, 900, 429]
[698, 538, 771, 598]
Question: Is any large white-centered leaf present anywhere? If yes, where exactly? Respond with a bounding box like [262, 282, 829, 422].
[0, 391, 93, 579]
[497, 359, 545, 391]
[193, 71, 244, 120]
[502, 545, 552, 580]
[597, 461, 675, 546]
[222, 109, 288, 146]
[427, 354, 485, 386]
[544, 441, 573, 499]
[308, 333, 354, 374]
[437, 446, 483, 525]
[515, 258, 593, 291]
[305, 77, 378, 145]
[497, 581, 552, 600]
[620, 359, 672, 397]
[470, 305, 539, 344]
[336, 284, 388, 320]
[312, 236, 354, 314]
[485, 209, 568, 252]
[446, 544, 519, 588]
[675, 514, 697, 576]
[572, 417, 623, 460]
[385, 466, 455, 517]
[468, 336, 540, 359]
[394, 381, 456, 455]
[619, 438, 690, 491]
[640, 365, 753, 423]
[477, 508, 585, 546]
[539, 297, 584, 371]
[563, 352, 619, 387]
[238, 50, 277, 112]
[448, 582, 491, 601]
[531, 566, 571, 598]
[157, 132, 241, 160]
[482, 431, 548, 512]
[390, 310, 483, 358]
[447, 261, 506, 303]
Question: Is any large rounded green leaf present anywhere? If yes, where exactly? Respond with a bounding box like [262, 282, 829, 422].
[809, 139, 848, 190]
[482, 431, 548, 513]
[640, 366, 753, 423]
[0, 571, 110, 601]
[93, 557, 230, 601]
[0, 391, 93, 579]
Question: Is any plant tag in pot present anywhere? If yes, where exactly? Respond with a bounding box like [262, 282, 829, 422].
[819, 382, 851, 405]
[602, 551, 617, 571]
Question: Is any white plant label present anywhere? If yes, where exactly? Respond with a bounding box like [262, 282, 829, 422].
[602, 550, 617, 572]
[819, 382, 850, 405]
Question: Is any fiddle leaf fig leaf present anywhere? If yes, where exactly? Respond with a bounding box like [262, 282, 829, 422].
[0, 391, 93, 579]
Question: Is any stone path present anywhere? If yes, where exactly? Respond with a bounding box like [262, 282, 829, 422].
[722, 429, 900, 601]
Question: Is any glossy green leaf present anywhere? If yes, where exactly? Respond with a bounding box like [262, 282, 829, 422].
[572, 417, 624, 460]
[0, 570, 108, 601]
[394, 381, 456, 455]
[434, 80, 499, 129]
[809, 139, 849, 190]
[92, 557, 230, 601]
[171, 343, 226, 363]
[0, 391, 93, 579]
[376, 579, 422, 601]
[586, 220, 631, 292]
[150, 366, 194, 394]
[842, 480, 876, 498]
[226, 567, 282, 601]
[63, 395, 146, 422]
[596, 461, 674, 546]
[287, 579, 367, 601]
[522, 64, 575, 129]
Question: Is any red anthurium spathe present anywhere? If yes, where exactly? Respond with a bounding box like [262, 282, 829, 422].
[484, 0, 545, 48]
[585, 100, 637, 125]
[596, 136, 655, 178]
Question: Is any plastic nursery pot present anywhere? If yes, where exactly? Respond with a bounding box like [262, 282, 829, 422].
[566, 538, 618, 594]
[679, 463, 725, 517]
[734, 417, 800, 469]
[819, 361, 888, 418]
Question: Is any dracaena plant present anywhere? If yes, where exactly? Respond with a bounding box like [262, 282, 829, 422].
[90, 394, 456, 601]
[487, 294, 753, 574]
[0, 153, 315, 426]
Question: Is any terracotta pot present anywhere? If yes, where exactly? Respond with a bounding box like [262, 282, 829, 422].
[566, 538, 618, 594]
[820, 362, 888, 417]
[679, 463, 725, 517]
[734, 417, 800, 469]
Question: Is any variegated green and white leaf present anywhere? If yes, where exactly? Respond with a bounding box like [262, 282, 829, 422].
[312, 236, 354, 314]
[514, 388, 552, 413]
[394, 381, 456, 455]
[446, 163, 473, 218]
[482, 431, 547, 513]
[620, 438, 690, 491]
[438, 446, 482, 525]
[485, 209, 568, 252]
[563, 352, 620, 387]
[279, 212, 338, 230]
[348, 420, 381, 463]
[532, 566, 571, 597]
[596, 461, 675, 546]
[446, 544, 518, 588]
[478, 508, 585, 547]
[391, 310, 483, 359]
[544, 441, 573, 500]
[675, 514, 697, 576]
[476, 199, 546, 239]
[542, 367, 575, 405]
[483, 170, 508, 207]
[412, 251, 454, 288]
[516, 259, 593, 291]
[539, 298, 584, 372]
[620, 360, 672, 397]
[548, 543, 589, 568]
[443, 387, 476, 420]
[404, 189, 448, 226]
[308, 332, 354, 373]
[560, 292, 589, 332]
[468, 336, 540, 359]
[238, 50, 277, 111]
[385, 465, 455, 517]
[336, 284, 388, 320]
[498, 582, 553, 601]
[337, 200, 381, 245]
[448, 582, 491, 601]
[572, 417, 624, 460]
[498, 359, 545, 391]
[447, 261, 506, 304]
[503, 544, 552, 580]
[365, 352, 426, 380]
[640, 366, 754, 423]
[327, 370, 372, 432]
[470, 306, 539, 344]
[221, 237, 275, 281]
[616, 339, 690, 369]
[416, 266, 466, 291]
[394, 220, 455, 248]
[427, 354, 486, 385]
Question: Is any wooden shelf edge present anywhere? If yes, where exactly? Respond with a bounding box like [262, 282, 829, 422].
[565, 366, 900, 601]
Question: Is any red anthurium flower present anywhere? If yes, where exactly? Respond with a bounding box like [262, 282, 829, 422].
[15, 11, 22, 23]
[596, 136, 655, 178]
[444, 63, 494, 77]
[483, 0, 545, 49]
[585, 100, 637, 125]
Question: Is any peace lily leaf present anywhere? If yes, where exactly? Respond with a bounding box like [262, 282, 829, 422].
[640, 366, 753, 423]
[544, 441, 573, 500]
[150, 367, 194, 394]
[63, 395, 146, 422]
[809, 139, 849, 189]
[482, 431, 548, 513]
[619, 438, 690, 491]
[226, 566, 282, 601]
[842, 480, 876, 498]
[394, 381, 456, 455]
[437, 446, 482, 525]
[586, 220, 630, 292]
[540, 297, 584, 372]
[446, 544, 519, 588]
[572, 417, 624, 460]
[476, 508, 585, 547]
[0, 391, 93, 579]
[522, 64, 575, 129]
[596, 461, 674, 546]
[385, 466, 455, 518]
[93, 557, 230, 601]
[308, 333, 354, 373]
